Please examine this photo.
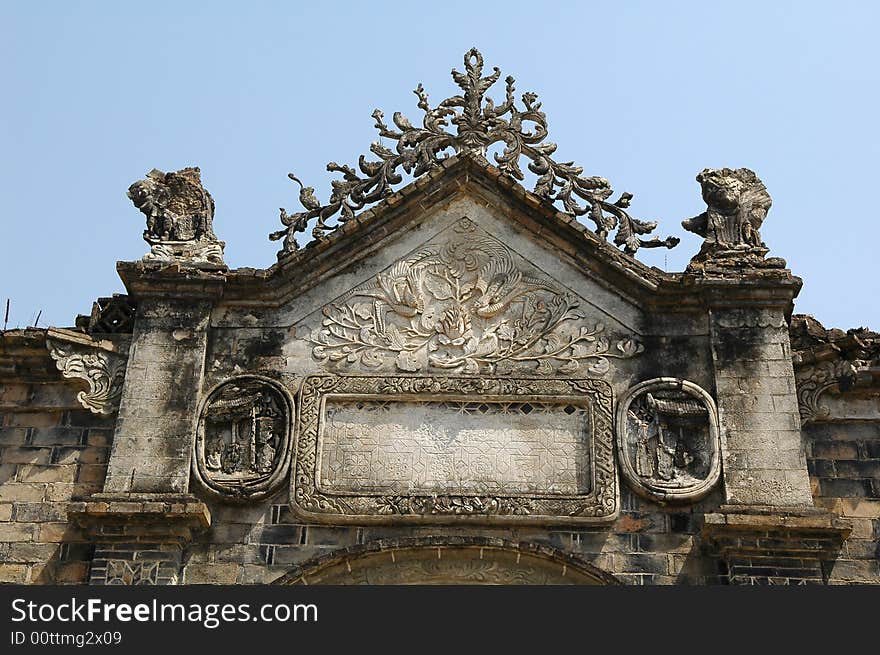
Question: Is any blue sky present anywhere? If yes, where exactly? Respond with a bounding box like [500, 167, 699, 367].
[2, 2, 878, 330]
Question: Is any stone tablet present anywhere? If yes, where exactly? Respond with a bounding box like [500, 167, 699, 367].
[291, 375, 617, 525]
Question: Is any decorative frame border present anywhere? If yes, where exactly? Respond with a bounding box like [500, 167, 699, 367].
[192, 375, 294, 503]
[615, 377, 721, 503]
[291, 375, 617, 525]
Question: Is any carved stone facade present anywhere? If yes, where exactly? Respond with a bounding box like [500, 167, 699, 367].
[0, 50, 877, 586]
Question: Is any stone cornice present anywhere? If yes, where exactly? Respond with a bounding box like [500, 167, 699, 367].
[116, 260, 227, 300]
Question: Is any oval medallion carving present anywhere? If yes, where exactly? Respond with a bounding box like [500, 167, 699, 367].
[616, 378, 720, 502]
[194, 376, 293, 502]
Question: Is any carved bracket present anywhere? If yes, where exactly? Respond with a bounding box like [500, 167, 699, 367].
[46, 329, 128, 415]
[795, 360, 857, 425]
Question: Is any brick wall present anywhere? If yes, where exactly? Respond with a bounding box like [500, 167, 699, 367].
[0, 380, 113, 583]
[3, 376, 878, 586]
[805, 420, 880, 583]
[180, 485, 725, 585]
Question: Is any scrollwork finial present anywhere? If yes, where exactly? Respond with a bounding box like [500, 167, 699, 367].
[271, 48, 679, 258]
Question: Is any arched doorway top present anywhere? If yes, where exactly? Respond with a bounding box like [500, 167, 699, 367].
[274, 536, 620, 585]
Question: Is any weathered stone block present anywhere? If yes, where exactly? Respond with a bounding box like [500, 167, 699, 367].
[6, 412, 62, 428]
[0, 522, 35, 541]
[0, 563, 29, 583]
[183, 562, 240, 584]
[16, 464, 76, 484]
[0, 483, 45, 502]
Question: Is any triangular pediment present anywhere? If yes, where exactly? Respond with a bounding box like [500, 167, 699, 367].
[302, 214, 644, 377]
[217, 155, 674, 316]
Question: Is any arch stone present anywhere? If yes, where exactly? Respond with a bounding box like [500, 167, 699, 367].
[273, 537, 620, 585]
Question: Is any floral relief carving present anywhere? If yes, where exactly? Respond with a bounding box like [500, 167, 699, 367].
[46, 338, 127, 415]
[310, 219, 643, 376]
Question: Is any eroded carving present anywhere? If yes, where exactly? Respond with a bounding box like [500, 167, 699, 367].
[291, 375, 617, 525]
[127, 167, 224, 265]
[46, 338, 126, 415]
[310, 219, 643, 376]
[616, 378, 720, 502]
[682, 167, 784, 269]
[194, 377, 293, 501]
[320, 399, 591, 496]
[795, 360, 857, 425]
[278, 539, 617, 585]
[272, 48, 678, 256]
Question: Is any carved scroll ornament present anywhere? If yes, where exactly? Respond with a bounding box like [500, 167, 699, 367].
[310, 219, 644, 377]
[272, 48, 678, 257]
[46, 337, 127, 415]
[616, 378, 721, 502]
[193, 376, 293, 502]
[795, 360, 857, 425]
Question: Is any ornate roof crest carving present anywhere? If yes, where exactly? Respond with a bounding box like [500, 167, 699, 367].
[271, 48, 679, 258]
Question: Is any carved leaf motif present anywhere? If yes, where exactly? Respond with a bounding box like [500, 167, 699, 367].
[352, 302, 374, 320]
[558, 359, 580, 374]
[361, 350, 385, 368]
[587, 358, 611, 376]
[395, 351, 422, 372]
[535, 359, 553, 375]
[423, 275, 455, 301]
[46, 338, 127, 415]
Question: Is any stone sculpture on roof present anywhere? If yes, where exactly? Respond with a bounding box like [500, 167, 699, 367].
[127, 166, 225, 265]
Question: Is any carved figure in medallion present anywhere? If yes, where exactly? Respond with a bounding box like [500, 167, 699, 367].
[310, 219, 644, 377]
[193, 377, 292, 502]
[616, 378, 721, 502]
